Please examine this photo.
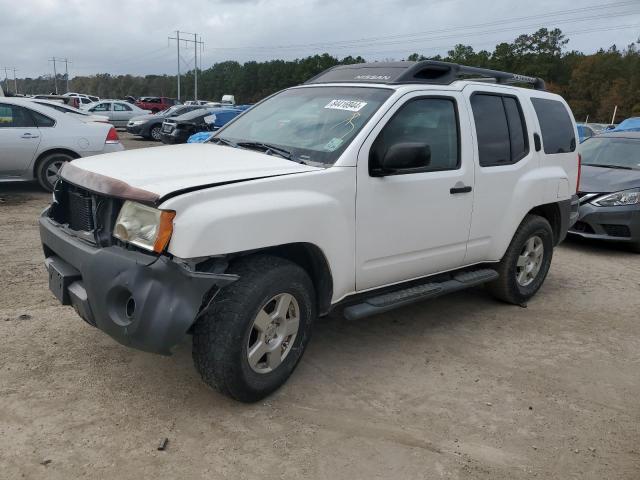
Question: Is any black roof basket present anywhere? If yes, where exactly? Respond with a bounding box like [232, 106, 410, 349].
[305, 60, 546, 90]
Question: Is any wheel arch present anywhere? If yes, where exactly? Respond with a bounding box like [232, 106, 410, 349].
[236, 243, 334, 316]
[33, 148, 80, 177]
[528, 202, 562, 245]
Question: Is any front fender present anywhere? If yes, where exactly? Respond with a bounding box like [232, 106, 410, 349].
[161, 168, 356, 302]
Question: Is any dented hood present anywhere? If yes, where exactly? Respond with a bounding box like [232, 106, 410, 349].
[61, 143, 321, 203]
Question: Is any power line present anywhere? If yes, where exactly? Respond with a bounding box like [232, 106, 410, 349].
[208, 1, 639, 52]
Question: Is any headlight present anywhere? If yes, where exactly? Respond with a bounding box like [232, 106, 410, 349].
[130, 120, 146, 126]
[591, 189, 640, 207]
[113, 201, 175, 253]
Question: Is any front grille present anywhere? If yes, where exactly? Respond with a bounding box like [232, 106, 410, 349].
[601, 224, 631, 238]
[49, 180, 122, 246]
[572, 221, 595, 234]
[67, 189, 94, 231]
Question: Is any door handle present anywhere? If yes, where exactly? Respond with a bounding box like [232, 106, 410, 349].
[21, 133, 39, 139]
[450, 185, 472, 194]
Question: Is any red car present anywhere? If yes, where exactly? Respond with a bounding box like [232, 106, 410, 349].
[134, 96, 180, 113]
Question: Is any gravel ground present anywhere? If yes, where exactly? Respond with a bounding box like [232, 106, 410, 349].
[0, 134, 639, 479]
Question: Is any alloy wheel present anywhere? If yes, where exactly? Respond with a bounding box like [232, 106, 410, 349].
[247, 293, 300, 374]
[516, 235, 544, 286]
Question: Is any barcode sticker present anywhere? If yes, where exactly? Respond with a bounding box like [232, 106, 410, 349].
[324, 99, 368, 112]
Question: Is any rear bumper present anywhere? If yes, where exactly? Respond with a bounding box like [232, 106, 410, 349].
[40, 213, 237, 355]
[103, 143, 125, 154]
[557, 195, 580, 244]
[568, 202, 640, 243]
[160, 130, 189, 144]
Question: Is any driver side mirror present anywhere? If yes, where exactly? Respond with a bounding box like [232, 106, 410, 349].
[372, 142, 431, 176]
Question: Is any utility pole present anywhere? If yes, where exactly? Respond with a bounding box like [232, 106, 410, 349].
[13, 68, 17, 94]
[168, 31, 204, 101]
[49, 58, 58, 94]
[49, 57, 70, 94]
[3, 67, 8, 93]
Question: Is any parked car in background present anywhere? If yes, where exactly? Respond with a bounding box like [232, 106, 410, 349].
[611, 117, 640, 133]
[577, 124, 595, 143]
[124, 96, 137, 104]
[63, 92, 100, 103]
[85, 100, 150, 127]
[570, 132, 640, 251]
[0, 97, 123, 191]
[135, 97, 180, 113]
[126, 104, 203, 140]
[160, 107, 244, 144]
[30, 99, 110, 123]
[184, 100, 213, 106]
[33, 94, 85, 109]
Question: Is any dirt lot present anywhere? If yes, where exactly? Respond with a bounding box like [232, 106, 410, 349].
[1, 134, 639, 479]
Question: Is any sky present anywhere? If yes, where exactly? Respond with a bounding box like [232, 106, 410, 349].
[1, 0, 638, 79]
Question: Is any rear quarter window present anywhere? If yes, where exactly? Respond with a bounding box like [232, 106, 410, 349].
[531, 98, 576, 154]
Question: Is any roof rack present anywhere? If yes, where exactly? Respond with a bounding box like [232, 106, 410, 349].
[305, 60, 546, 90]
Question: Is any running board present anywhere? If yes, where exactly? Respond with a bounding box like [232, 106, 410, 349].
[343, 269, 498, 321]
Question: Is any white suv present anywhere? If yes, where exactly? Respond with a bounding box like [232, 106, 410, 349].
[40, 61, 580, 402]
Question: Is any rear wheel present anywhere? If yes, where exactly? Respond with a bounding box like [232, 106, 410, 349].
[150, 125, 162, 141]
[487, 215, 554, 304]
[192, 255, 316, 402]
[36, 152, 75, 192]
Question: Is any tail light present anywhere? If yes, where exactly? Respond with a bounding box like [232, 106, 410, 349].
[105, 127, 120, 144]
[576, 153, 582, 193]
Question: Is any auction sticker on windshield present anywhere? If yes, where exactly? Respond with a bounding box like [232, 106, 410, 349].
[325, 99, 368, 112]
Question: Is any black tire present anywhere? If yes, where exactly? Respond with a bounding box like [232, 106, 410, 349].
[149, 124, 162, 141]
[487, 214, 554, 305]
[36, 151, 75, 192]
[192, 255, 316, 402]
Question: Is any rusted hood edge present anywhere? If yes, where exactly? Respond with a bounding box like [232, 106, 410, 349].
[60, 162, 160, 204]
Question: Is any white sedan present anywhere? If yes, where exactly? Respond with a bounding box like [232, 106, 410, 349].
[0, 97, 124, 191]
[83, 100, 150, 127]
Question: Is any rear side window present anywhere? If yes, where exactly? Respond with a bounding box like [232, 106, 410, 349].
[531, 98, 576, 154]
[471, 93, 529, 167]
[30, 110, 55, 127]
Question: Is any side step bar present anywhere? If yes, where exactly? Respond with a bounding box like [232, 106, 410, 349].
[343, 268, 498, 321]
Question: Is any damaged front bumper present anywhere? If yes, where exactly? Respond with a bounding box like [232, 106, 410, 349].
[40, 213, 237, 355]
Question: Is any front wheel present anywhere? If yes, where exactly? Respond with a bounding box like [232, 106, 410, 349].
[192, 255, 316, 402]
[487, 215, 554, 304]
[149, 125, 162, 141]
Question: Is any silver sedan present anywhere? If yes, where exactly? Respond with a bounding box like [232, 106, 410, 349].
[85, 100, 150, 127]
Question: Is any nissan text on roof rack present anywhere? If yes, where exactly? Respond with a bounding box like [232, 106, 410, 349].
[40, 61, 580, 402]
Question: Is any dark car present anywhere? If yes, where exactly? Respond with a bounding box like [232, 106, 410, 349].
[160, 107, 243, 144]
[570, 132, 640, 251]
[126, 105, 202, 140]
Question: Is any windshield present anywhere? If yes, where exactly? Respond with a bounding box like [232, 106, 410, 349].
[579, 136, 640, 170]
[216, 86, 393, 165]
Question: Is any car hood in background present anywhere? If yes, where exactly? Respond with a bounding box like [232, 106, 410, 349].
[60, 144, 322, 203]
[580, 165, 640, 193]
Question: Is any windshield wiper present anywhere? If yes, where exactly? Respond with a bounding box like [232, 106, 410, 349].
[211, 137, 239, 148]
[236, 141, 293, 160]
[583, 163, 633, 170]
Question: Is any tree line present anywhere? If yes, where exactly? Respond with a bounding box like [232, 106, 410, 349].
[6, 29, 639, 123]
